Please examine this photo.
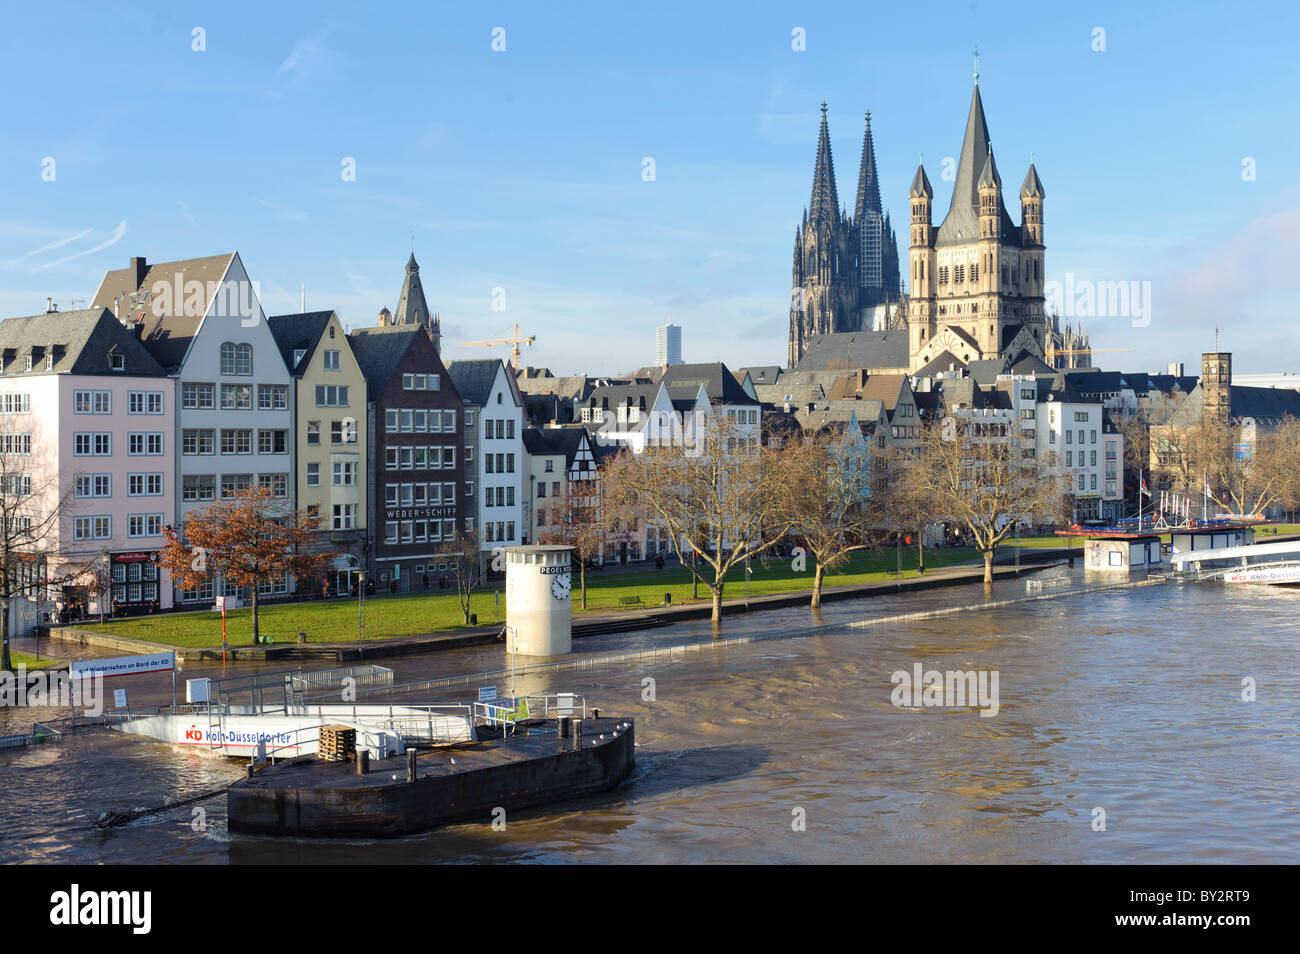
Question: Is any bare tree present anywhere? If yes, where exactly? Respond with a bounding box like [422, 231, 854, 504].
[0, 451, 97, 671]
[604, 412, 799, 628]
[900, 414, 1069, 586]
[783, 425, 880, 608]
[1152, 416, 1300, 516]
[538, 477, 603, 609]
[445, 526, 487, 625]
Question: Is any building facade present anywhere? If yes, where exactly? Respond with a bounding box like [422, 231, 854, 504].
[268, 311, 368, 593]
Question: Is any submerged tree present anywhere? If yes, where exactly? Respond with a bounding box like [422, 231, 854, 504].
[900, 414, 1068, 586]
[445, 526, 487, 625]
[604, 411, 800, 628]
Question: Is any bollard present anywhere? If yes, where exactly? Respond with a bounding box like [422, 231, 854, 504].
[356, 750, 369, 775]
[573, 719, 582, 749]
[592, 707, 600, 720]
[664, 592, 671, 606]
[246, 764, 254, 779]
[406, 748, 418, 782]
[298, 629, 307, 645]
[558, 716, 571, 739]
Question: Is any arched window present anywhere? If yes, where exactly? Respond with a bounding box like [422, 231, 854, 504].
[236, 343, 252, 375]
[220, 342, 236, 375]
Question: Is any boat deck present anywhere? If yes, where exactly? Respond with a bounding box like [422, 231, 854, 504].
[242, 716, 631, 793]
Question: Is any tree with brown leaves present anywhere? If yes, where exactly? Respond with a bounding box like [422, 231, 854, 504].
[158, 486, 330, 645]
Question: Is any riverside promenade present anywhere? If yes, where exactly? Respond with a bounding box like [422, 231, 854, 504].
[46, 547, 1078, 664]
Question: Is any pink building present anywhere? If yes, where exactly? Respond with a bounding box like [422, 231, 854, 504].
[0, 307, 176, 616]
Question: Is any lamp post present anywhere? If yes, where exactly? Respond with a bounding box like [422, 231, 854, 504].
[358, 571, 366, 659]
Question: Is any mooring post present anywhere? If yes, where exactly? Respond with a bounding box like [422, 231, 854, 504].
[357, 749, 369, 775]
[573, 718, 582, 749]
[558, 716, 571, 740]
[406, 748, 417, 782]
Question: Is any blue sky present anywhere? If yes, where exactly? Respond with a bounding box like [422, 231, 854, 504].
[1, 0, 1297, 375]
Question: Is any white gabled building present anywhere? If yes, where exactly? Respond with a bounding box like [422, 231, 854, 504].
[446, 359, 525, 567]
[92, 253, 295, 604]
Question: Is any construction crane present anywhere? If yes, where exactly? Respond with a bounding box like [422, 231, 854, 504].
[459, 323, 536, 370]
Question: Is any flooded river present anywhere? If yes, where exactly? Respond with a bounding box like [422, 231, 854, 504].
[3, 569, 1298, 863]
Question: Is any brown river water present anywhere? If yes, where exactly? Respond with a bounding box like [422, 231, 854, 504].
[2, 567, 1297, 864]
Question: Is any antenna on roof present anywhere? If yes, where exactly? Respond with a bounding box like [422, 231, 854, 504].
[301, 281, 306, 314]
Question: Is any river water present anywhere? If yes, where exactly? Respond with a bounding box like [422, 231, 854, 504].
[3, 568, 1298, 864]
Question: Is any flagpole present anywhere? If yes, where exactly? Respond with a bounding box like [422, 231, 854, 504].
[1138, 469, 1143, 527]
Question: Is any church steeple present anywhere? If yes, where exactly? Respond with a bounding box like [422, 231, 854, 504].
[854, 111, 882, 222]
[809, 102, 841, 227]
[393, 252, 433, 340]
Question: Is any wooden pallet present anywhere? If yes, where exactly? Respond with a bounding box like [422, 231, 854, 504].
[318, 724, 356, 762]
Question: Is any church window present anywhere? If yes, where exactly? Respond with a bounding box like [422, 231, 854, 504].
[970, 263, 979, 282]
[954, 264, 964, 283]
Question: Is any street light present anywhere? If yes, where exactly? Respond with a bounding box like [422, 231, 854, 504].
[358, 571, 366, 659]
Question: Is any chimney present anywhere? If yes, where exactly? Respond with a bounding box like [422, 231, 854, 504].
[129, 256, 148, 290]
[45, 297, 57, 314]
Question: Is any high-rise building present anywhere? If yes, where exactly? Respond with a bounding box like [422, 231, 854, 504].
[656, 323, 682, 367]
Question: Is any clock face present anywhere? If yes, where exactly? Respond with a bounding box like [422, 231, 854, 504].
[551, 574, 571, 601]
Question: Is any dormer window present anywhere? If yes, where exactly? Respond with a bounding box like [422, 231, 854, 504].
[293, 349, 307, 367]
[110, 354, 125, 371]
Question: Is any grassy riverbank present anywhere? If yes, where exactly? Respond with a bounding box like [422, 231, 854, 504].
[4, 650, 63, 671]
[77, 546, 982, 648]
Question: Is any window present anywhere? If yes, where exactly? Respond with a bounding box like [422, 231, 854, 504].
[443, 410, 456, 432]
[128, 433, 164, 455]
[75, 390, 112, 414]
[183, 429, 215, 455]
[333, 461, 356, 486]
[182, 383, 215, 409]
[182, 475, 215, 501]
[221, 474, 252, 498]
[221, 384, 253, 410]
[316, 385, 348, 407]
[0, 394, 31, 414]
[307, 421, 320, 446]
[258, 474, 288, 497]
[258, 385, 288, 410]
[128, 391, 164, 414]
[0, 434, 31, 455]
[306, 462, 320, 487]
[128, 473, 163, 496]
[332, 504, 355, 530]
[331, 420, 356, 445]
[258, 429, 289, 454]
[109, 354, 125, 372]
[538, 482, 547, 498]
[75, 474, 112, 498]
[220, 342, 253, 375]
[128, 514, 163, 538]
[323, 350, 340, 371]
[293, 348, 307, 368]
[74, 433, 112, 456]
[221, 429, 252, 454]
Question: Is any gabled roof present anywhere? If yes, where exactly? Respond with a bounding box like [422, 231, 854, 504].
[0, 308, 167, 378]
[1009, 353, 1055, 377]
[738, 365, 782, 385]
[658, 362, 756, 405]
[445, 358, 508, 406]
[914, 351, 967, 378]
[968, 357, 1012, 385]
[796, 329, 910, 372]
[91, 253, 237, 371]
[267, 311, 336, 376]
[348, 325, 431, 401]
[1168, 384, 1300, 427]
[522, 426, 589, 465]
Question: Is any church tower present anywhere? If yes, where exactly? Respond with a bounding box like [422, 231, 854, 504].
[788, 103, 858, 368]
[391, 253, 440, 354]
[907, 77, 1061, 372]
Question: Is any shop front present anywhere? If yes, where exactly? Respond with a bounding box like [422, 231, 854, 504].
[110, 551, 163, 616]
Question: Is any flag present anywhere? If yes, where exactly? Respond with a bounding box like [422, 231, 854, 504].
[1140, 474, 1150, 497]
[1204, 473, 1212, 499]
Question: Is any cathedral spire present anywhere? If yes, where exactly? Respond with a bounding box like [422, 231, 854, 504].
[854, 110, 882, 222]
[809, 101, 841, 226]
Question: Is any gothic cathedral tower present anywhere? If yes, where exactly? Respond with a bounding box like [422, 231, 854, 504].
[789, 103, 857, 368]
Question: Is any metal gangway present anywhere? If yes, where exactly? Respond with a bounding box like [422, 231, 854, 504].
[1170, 539, 1300, 583]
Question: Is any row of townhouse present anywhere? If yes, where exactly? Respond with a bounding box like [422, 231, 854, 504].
[0, 252, 531, 617]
